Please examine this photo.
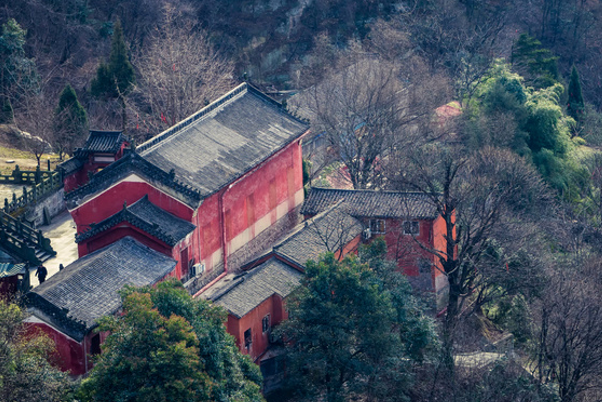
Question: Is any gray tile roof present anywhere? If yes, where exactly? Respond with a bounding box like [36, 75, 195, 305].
[75, 195, 195, 246]
[0, 263, 26, 278]
[127, 195, 195, 242]
[83, 130, 126, 153]
[59, 131, 127, 176]
[57, 157, 84, 176]
[212, 257, 303, 318]
[27, 237, 176, 341]
[138, 83, 309, 195]
[301, 187, 439, 219]
[274, 203, 364, 268]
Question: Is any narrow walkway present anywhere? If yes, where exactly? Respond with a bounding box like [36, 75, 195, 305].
[29, 210, 78, 287]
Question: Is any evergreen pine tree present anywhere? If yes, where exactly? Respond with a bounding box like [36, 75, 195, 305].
[0, 19, 39, 105]
[90, 19, 135, 130]
[567, 65, 585, 123]
[54, 84, 88, 159]
[511, 34, 559, 89]
[0, 96, 13, 123]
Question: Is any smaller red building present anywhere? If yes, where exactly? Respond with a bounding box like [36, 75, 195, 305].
[203, 202, 364, 392]
[301, 187, 450, 312]
[24, 237, 176, 375]
[59, 130, 130, 193]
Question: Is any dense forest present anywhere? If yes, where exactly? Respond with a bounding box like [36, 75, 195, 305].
[4, 0, 602, 401]
[3, 0, 602, 141]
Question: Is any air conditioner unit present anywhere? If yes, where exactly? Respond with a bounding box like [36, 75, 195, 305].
[192, 263, 205, 277]
[362, 228, 371, 240]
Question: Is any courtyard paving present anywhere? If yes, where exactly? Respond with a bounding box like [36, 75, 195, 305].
[28, 210, 78, 287]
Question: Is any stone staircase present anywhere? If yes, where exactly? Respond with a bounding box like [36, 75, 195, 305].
[0, 210, 56, 265]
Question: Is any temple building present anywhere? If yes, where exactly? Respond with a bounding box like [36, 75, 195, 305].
[25, 82, 449, 378]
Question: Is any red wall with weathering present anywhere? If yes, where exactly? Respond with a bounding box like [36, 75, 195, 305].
[383, 219, 436, 276]
[195, 140, 304, 274]
[25, 321, 108, 375]
[54, 137, 304, 372]
[70, 180, 194, 230]
[226, 293, 287, 362]
[69, 139, 303, 280]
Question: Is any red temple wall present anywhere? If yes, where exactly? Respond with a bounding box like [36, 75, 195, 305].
[226, 294, 288, 362]
[70, 180, 194, 233]
[196, 140, 304, 273]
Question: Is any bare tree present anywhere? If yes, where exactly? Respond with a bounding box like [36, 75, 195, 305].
[13, 93, 56, 166]
[303, 56, 431, 190]
[390, 145, 552, 369]
[132, 5, 235, 136]
[536, 253, 602, 402]
[306, 202, 364, 258]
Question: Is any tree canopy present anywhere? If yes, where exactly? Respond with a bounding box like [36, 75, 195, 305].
[280, 245, 436, 402]
[0, 18, 38, 113]
[79, 280, 264, 402]
[567, 65, 585, 126]
[0, 299, 70, 402]
[91, 20, 135, 100]
[53, 83, 88, 159]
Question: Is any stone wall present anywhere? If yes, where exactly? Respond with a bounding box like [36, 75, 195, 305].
[27, 188, 65, 227]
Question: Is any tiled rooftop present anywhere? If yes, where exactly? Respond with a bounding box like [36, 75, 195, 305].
[27, 237, 176, 340]
[301, 187, 439, 219]
[82, 130, 126, 153]
[274, 202, 364, 268]
[211, 257, 303, 318]
[138, 83, 309, 195]
[127, 195, 195, 242]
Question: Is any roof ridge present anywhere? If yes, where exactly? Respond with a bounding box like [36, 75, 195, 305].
[245, 82, 310, 125]
[309, 186, 435, 196]
[65, 151, 202, 207]
[75, 205, 178, 246]
[137, 83, 249, 154]
[276, 200, 350, 249]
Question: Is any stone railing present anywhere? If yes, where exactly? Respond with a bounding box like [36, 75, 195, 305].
[2, 165, 62, 216]
[0, 210, 56, 264]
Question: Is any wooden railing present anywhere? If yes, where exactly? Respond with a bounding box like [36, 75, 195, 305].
[1, 165, 62, 215]
[0, 210, 56, 264]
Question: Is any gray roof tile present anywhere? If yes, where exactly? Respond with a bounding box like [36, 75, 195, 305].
[301, 187, 439, 219]
[83, 130, 126, 153]
[275, 203, 364, 268]
[27, 237, 176, 340]
[138, 83, 309, 195]
[127, 195, 195, 242]
[212, 257, 303, 318]
[57, 157, 84, 176]
[75, 195, 196, 246]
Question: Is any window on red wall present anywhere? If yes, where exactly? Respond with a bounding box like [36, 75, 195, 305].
[262, 314, 271, 333]
[370, 219, 386, 234]
[244, 329, 252, 349]
[180, 248, 189, 278]
[403, 221, 420, 235]
[91, 334, 101, 355]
